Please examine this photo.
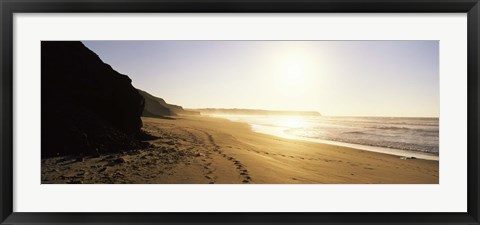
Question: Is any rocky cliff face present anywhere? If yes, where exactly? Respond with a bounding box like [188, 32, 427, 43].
[137, 89, 200, 117]
[137, 89, 174, 117]
[41, 41, 147, 158]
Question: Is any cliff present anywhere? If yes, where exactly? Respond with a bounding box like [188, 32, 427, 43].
[137, 89, 200, 117]
[41, 41, 147, 158]
[137, 89, 173, 117]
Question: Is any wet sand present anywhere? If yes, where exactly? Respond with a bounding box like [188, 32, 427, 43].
[42, 116, 439, 184]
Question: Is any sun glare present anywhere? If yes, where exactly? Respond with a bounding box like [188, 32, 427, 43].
[284, 61, 307, 84]
[270, 45, 318, 90]
[276, 116, 305, 128]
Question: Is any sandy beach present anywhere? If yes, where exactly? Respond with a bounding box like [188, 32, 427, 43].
[42, 115, 439, 184]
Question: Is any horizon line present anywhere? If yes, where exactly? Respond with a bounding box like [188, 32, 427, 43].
[186, 107, 439, 118]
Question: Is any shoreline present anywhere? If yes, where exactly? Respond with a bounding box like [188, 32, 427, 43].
[41, 115, 439, 184]
[205, 114, 439, 161]
[249, 124, 439, 161]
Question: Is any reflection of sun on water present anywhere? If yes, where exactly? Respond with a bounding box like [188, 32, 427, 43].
[275, 116, 305, 128]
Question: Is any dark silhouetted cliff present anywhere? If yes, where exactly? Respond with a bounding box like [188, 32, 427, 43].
[137, 89, 200, 117]
[41, 41, 147, 158]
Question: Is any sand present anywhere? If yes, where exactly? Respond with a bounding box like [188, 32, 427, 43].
[41, 116, 439, 184]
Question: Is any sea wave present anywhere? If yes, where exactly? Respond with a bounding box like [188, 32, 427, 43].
[212, 115, 440, 155]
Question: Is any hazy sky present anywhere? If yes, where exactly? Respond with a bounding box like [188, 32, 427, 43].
[83, 41, 439, 117]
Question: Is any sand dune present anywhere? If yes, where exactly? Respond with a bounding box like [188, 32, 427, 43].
[42, 116, 438, 184]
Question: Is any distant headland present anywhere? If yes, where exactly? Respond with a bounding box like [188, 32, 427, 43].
[191, 108, 321, 116]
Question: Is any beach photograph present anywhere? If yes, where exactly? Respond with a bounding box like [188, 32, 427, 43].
[41, 40, 439, 184]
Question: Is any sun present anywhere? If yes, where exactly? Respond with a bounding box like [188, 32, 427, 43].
[267, 45, 321, 97]
[284, 60, 307, 84]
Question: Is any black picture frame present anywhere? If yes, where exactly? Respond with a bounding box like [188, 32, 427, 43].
[1, 0, 479, 224]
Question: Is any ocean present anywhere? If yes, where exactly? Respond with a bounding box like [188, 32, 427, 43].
[208, 115, 439, 160]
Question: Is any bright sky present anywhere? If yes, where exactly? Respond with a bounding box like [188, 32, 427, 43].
[83, 41, 439, 117]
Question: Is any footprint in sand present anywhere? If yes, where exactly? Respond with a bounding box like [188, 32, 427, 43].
[200, 129, 252, 184]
